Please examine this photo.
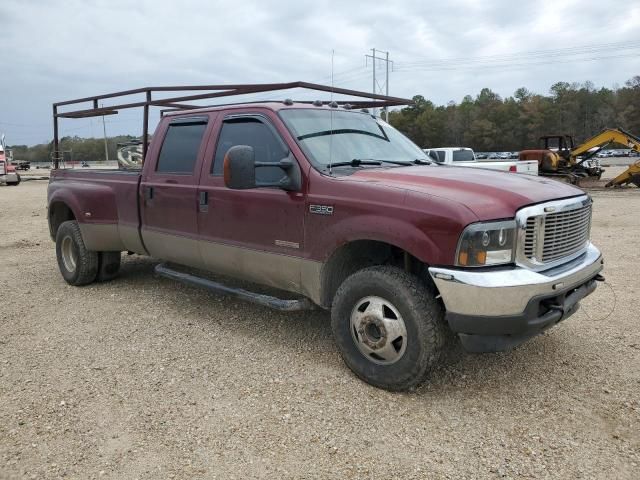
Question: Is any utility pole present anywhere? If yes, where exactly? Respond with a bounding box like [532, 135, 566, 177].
[365, 48, 393, 120]
[372, 48, 376, 117]
[101, 103, 109, 162]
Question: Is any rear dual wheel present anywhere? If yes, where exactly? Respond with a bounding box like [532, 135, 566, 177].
[55, 220, 121, 285]
[331, 266, 447, 391]
[97, 251, 121, 282]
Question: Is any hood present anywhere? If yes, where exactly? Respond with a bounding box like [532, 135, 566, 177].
[349, 165, 584, 221]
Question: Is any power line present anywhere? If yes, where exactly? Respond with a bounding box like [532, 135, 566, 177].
[396, 40, 640, 68]
[394, 51, 640, 73]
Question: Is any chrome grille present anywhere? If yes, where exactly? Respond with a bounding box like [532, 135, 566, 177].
[523, 217, 537, 258]
[519, 197, 592, 269]
[541, 204, 591, 262]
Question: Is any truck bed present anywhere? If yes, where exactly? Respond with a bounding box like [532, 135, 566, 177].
[474, 159, 538, 175]
[48, 168, 145, 253]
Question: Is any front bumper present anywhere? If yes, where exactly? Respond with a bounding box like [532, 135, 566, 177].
[1, 172, 19, 184]
[429, 243, 603, 352]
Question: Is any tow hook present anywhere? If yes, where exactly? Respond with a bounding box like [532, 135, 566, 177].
[594, 274, 605, 282]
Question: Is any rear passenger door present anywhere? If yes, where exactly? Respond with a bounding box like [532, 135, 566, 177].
[140, 115, 214, 267]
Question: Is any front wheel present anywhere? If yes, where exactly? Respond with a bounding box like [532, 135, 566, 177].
[331, 266, 447, 391]
[55, 220, 98, 286]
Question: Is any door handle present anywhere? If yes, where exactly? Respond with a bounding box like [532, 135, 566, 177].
[198, 191, 208, 213]
[145, 186, 154, 204]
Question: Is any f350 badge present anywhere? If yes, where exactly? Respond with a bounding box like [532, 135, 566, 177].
[309, 204, 334, 215]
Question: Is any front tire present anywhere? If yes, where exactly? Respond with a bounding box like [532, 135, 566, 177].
[331, 266, 447, 391]
[55, 220, 98, 286]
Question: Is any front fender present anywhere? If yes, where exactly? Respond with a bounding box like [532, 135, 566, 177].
[311, 214, 444, 265]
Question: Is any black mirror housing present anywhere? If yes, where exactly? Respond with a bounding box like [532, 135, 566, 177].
[224, 145, 302, 191]
[224, 145, 257, 189]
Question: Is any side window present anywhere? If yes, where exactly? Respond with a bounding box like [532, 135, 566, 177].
[452, 149, 475, 162]
[436, 150, 446, 162]
[156, 118, 208, 174]
[212, 117, 288, 182]
[427, 150, 439, 162]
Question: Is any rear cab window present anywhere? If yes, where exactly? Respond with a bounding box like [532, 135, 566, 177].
[156, 117, 208, 174]
[452, 149, 475, 162]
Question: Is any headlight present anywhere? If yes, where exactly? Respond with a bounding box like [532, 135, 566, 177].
[455, 220, 516, 267]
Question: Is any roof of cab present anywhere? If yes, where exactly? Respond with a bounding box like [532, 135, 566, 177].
[164, 101, 371, 117]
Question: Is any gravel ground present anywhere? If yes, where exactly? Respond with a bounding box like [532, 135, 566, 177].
[1, 180, 639, 479]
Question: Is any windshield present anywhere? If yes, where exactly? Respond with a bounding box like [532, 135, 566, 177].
[452, 149, 475, 162]
[280, 109, 428, 169]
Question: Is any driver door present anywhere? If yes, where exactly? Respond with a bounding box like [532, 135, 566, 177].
[197, 111, 307, 292]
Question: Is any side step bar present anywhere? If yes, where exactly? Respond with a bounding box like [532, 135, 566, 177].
[154, 263, 315, 312]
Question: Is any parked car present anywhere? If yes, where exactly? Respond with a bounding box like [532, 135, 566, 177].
[48, 95, 603, 391]
[475, 152, 488, 160]
[597, 150, 614, 158]
[11, 160, 30, 171]
[424, 147, 537, 175]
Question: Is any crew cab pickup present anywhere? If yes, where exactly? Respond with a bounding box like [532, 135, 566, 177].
[48, 94, 603, 391]
[425, 147, 538, 175]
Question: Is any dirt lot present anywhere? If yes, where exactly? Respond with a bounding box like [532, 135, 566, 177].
[1, 180, 639, 479]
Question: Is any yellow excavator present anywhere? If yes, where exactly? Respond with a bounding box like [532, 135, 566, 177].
[520, 127, 640, 187]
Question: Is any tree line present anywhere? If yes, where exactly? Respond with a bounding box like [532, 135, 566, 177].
[8, 76, 640, 161]
[388, 76, 640, 152]
[9, 135, 141, 163]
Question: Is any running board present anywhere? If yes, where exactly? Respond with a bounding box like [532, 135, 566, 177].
[154, 263, 315, 312]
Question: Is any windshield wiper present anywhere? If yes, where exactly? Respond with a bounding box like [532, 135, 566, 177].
[369, 159, 435, 166]
[412, 159, 435, 165]
[326, 159, 383, 169]
[326, 158, 434, 170]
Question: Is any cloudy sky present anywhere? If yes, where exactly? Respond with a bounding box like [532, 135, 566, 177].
[1, 0, 638, 145]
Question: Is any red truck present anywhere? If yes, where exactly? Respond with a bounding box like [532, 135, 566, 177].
[47, 83, 604, 390]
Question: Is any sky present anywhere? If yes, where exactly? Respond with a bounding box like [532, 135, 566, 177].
[1, 0, 638, 145]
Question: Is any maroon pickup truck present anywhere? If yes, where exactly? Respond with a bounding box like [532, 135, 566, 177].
[48, 84, 604, 390]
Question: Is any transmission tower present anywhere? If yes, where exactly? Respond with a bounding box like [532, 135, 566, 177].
[365, 48, 393, 120]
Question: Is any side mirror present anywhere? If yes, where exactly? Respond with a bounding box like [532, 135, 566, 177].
[223, 145, 301, 191]
[223, 145, 257, 189]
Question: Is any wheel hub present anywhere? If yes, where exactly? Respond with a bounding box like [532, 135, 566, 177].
[60, 235, 77, 273]
[357, 316, 388, 350]
[350, 296, 408, 365]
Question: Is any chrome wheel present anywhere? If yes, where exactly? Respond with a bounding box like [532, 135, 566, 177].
[60, 236, 77, 273]
[350, 296, 408, 365]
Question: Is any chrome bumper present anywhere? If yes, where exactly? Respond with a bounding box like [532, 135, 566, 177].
[1, 173, 19, 183]
[429, 243, 603, 317]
